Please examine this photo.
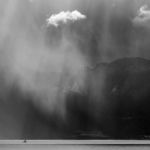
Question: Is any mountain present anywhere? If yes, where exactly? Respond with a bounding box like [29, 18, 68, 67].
[65, 57, 150, 139]
[104, 57, 150, 138]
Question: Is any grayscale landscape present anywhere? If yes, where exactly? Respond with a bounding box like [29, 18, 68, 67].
[0, 0, 150, 139]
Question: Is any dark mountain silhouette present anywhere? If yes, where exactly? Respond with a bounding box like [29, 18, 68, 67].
[65, 57, 150, 139]
[103, 57, 150, 138]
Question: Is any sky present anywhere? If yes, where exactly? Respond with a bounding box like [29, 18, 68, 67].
[1, 0, 150, 117]
[1, 0, 150, 62]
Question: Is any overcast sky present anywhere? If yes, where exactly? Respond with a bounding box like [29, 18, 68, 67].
[1, 0, 150, 114]
[1, 0, 150, 63]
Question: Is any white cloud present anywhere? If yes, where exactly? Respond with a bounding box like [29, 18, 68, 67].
[133, 5, 150, 27]
[47, 10, 86, 27]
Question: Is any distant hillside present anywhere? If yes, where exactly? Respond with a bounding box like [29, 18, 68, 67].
[65, 57, 150, 139]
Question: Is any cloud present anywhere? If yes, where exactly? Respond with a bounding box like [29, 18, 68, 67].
[133, 5, 150, 27]
[47, 10, 86, 27]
